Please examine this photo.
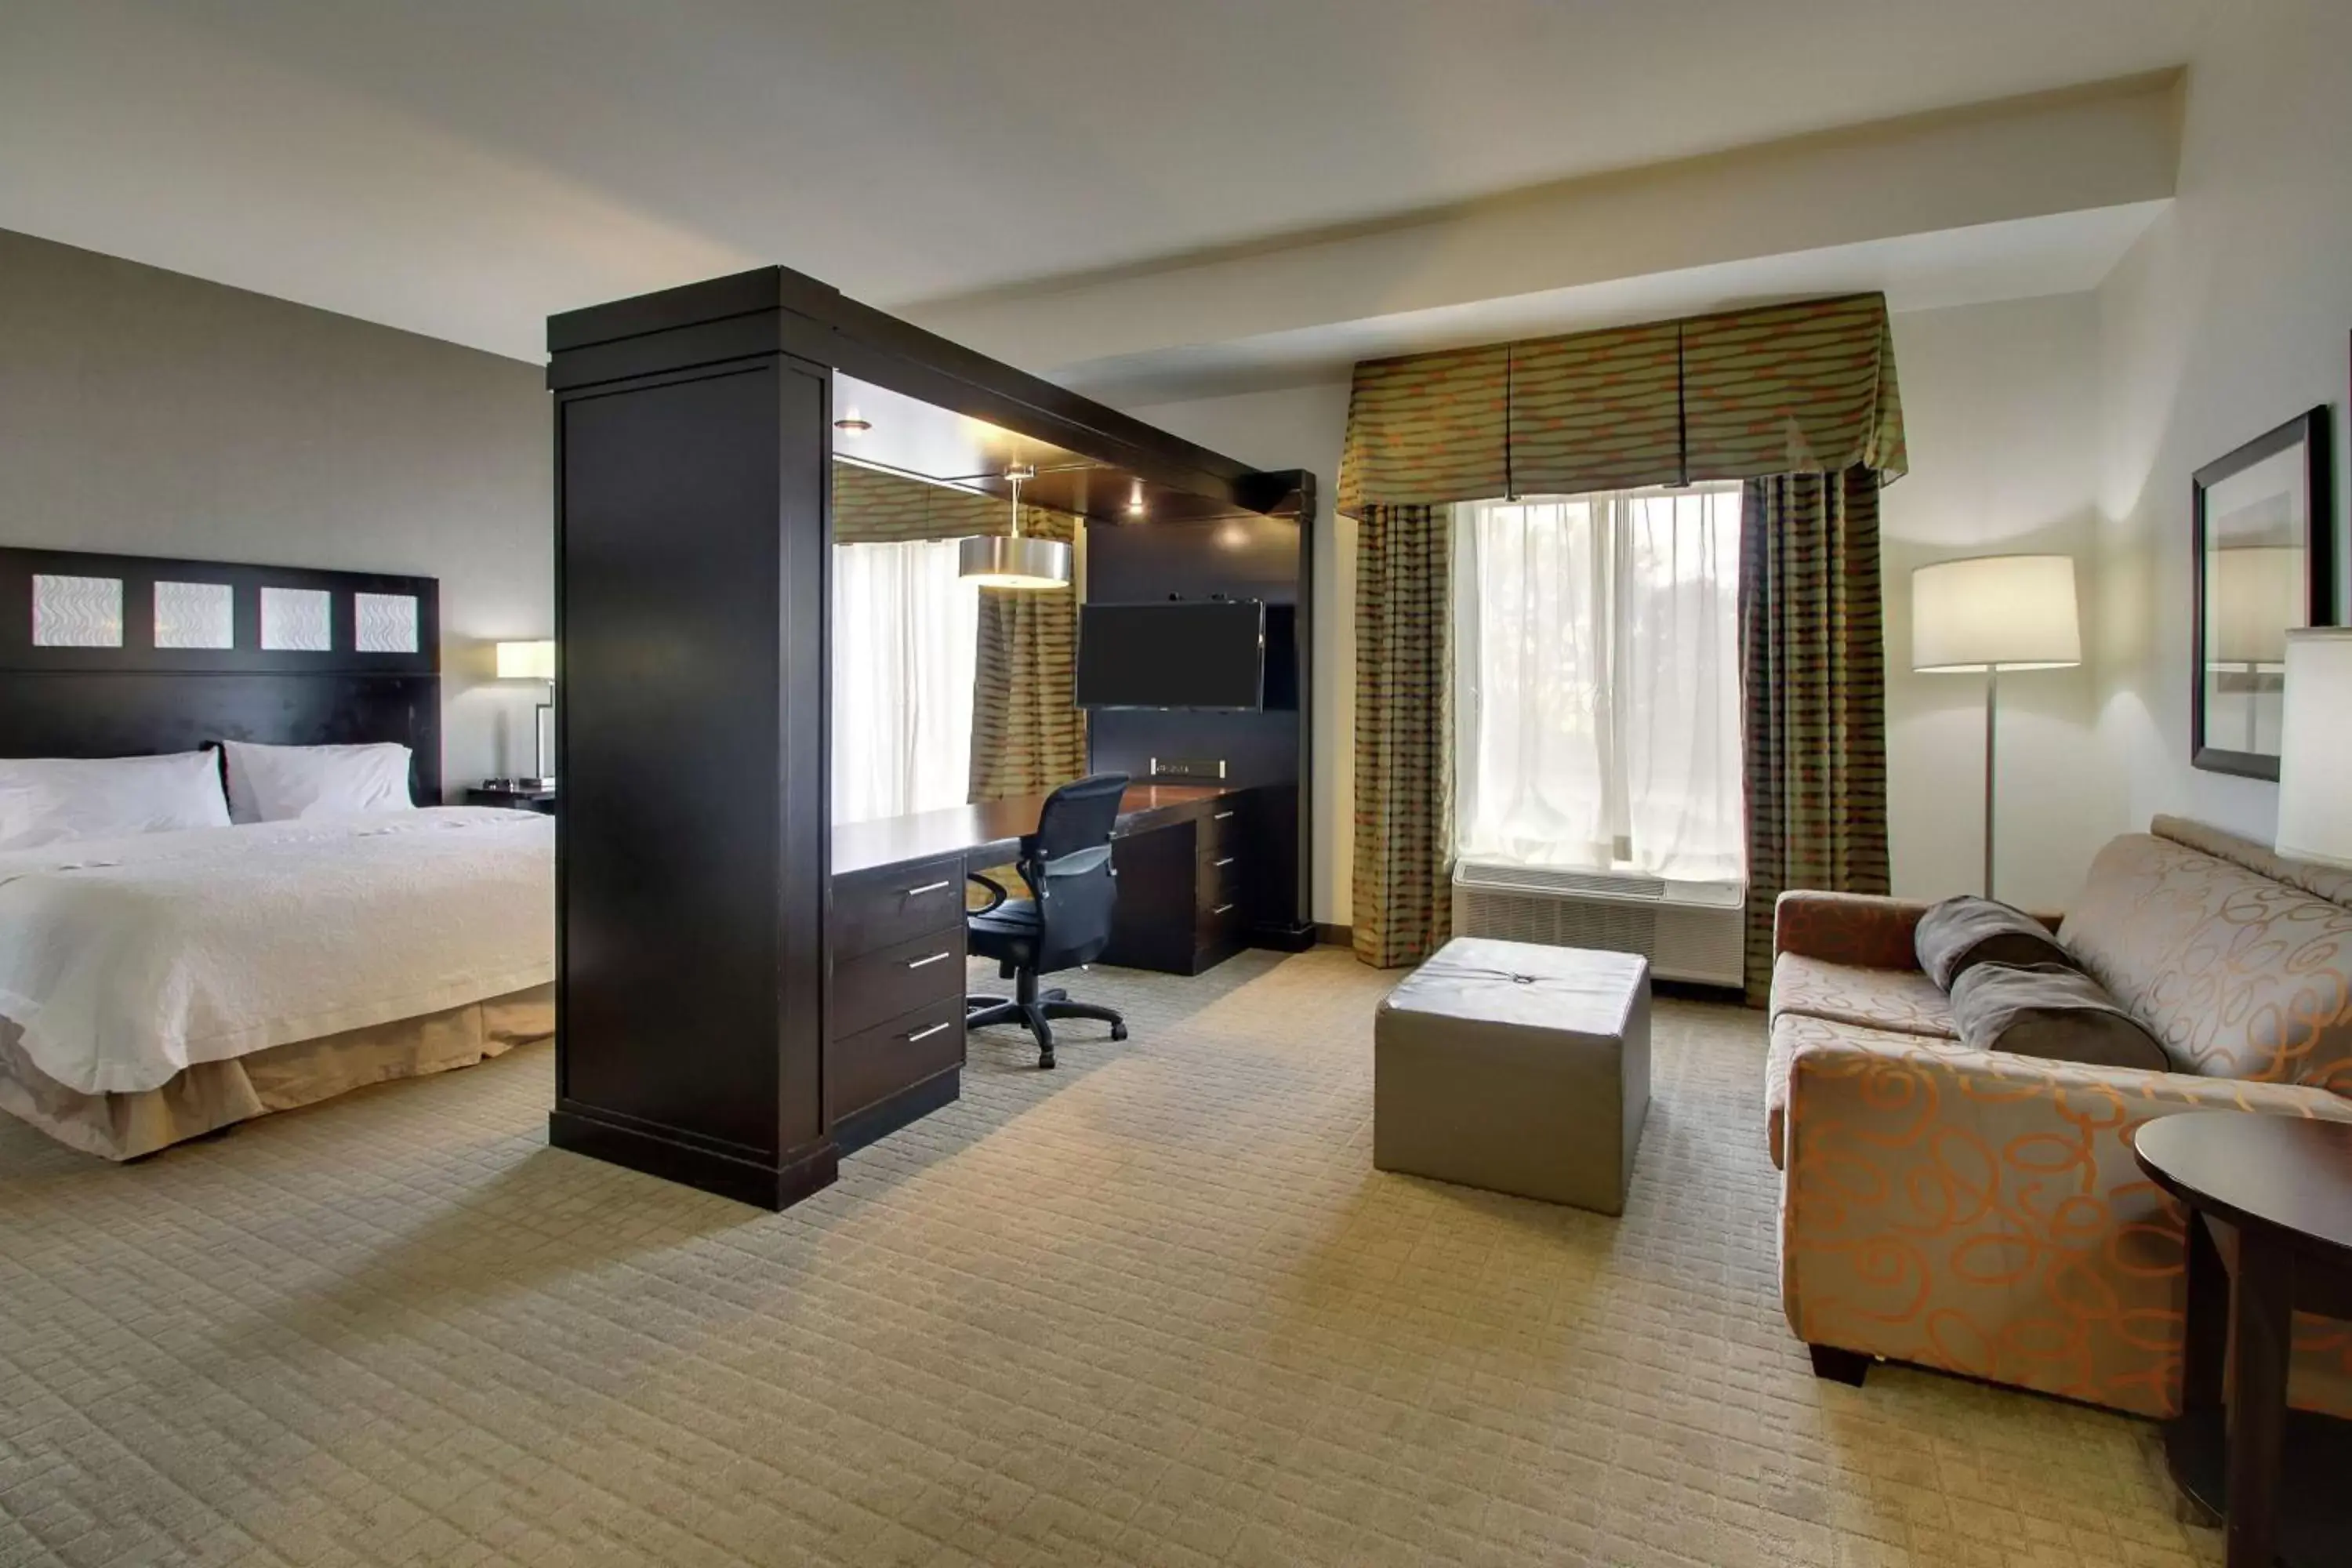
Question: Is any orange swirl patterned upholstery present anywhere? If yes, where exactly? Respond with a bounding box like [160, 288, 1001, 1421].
[1770, 953, 1955, 1040]
[2060, 832, 2352, 1091]
[1769, 822, 2352, 1418]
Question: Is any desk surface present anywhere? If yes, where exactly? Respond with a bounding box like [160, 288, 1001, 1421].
[833, 783, 1239, 879]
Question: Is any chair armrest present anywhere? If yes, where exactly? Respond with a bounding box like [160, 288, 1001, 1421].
[1772, 891, 1933, 970]
[1780, 1032, 2352, 1415]
[965, 871, 1007, 915]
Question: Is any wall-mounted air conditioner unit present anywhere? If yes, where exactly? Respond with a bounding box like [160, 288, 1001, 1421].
[1450, 862, 1745, 987]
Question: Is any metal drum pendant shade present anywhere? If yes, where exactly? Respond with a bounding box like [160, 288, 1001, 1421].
[956, 463, 1069, 590]
[959, 532, 1070, 589]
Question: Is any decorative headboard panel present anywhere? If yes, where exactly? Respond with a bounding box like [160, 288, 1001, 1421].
[0, 546, 443, 802]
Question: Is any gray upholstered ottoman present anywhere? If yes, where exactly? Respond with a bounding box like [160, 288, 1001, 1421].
[1374, 937, 1651, 1215]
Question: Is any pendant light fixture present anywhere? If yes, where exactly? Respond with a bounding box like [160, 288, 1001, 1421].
[958, 463, 1070, 589]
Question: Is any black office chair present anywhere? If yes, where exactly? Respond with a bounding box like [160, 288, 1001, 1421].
[966, 772, 1131, 1069]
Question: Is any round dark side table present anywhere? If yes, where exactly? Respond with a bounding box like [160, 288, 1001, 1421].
[2130, 1112, 2352, 1567]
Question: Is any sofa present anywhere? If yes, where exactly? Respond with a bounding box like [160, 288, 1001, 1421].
[1767, 815, 2352, 1418]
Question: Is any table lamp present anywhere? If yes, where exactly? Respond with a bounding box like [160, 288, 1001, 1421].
[495, 638, 557, 784]
[2276, 626, 2352, 870]
[1911, 554, 2082, 899]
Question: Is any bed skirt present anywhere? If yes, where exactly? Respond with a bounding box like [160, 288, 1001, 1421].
[0, 985, 554, 1162]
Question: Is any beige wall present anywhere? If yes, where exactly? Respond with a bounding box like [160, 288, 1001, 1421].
[0, 227, 552, 794]
[2092, 0, 2352, 846]
[1881, 295, 2109, 912]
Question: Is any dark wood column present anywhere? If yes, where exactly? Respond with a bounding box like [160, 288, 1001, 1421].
[546, 280, 833, 1210]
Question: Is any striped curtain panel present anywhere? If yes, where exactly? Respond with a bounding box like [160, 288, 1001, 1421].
[968, 506, 1085, 801]
[1740, 469, 1892, 1004]
[1352, 503, 1453, 967]
[834, 459, 1017, 544]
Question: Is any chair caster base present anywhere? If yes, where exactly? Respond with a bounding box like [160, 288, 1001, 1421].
[966, 987, 1127, 1070]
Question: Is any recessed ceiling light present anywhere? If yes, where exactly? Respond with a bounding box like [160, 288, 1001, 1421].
[833, 410, 872, 436]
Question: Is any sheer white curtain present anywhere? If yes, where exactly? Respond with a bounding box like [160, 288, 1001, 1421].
[1452, 485, 1744, 887]
[831, 539, 979, 825]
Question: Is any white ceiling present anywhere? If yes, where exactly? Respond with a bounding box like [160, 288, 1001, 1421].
[0, 0, 2215, 364]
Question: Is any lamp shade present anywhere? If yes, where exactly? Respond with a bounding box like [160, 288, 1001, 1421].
[2205, 545, 2302, 665]
[2276, 626, 2352, 869]
[495, 639, 556, 680]
[958, 533, 1071, 590]
[1911, 554, 2082, 672]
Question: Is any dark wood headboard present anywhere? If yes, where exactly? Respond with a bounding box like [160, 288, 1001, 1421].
[0, 546, 443, 802]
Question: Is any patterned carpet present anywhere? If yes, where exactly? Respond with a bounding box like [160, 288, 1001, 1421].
[0, 948, 2216, 1567]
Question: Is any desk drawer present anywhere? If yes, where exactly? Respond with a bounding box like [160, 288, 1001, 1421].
[1196, 893, 1247, 967]
[836, 854, 966, 958]
[829, 993, 964, 1123]
[1195, 803, 1243, 859]
[1199, 846, 1245, 907]
[835, 927, 965, 1039]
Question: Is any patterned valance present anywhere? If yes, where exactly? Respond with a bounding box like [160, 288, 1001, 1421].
[833, 460, 1078, 546]
[1337, 292, 1906, 515]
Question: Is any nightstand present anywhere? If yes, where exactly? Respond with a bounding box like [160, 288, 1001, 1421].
[465, 785, 556, 815]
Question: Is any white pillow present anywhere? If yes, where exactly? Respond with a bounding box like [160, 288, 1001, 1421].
[0, 751, 232, 851]
[220, 740, 416, 823]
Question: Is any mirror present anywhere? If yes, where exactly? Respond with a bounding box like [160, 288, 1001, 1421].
[2193, 406, 2333, 779]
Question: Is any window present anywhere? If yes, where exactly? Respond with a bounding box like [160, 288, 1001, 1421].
[1452, 485, 1744, 889]
[831, 539, 978, 825]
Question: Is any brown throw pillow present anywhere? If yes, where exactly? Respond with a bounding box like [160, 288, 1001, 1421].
[1948, 962, 2169, 1071]
[1914, 895, 2074, 989]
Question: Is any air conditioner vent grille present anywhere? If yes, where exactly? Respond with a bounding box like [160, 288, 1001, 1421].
[1450, 866, 1744, 986]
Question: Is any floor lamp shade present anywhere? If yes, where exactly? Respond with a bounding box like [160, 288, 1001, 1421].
[1911, 554, 2082, 901]
[1911, 554, 2082, 671]
[2277, 627, 2352, 869]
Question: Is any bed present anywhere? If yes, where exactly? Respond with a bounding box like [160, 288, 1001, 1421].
[0, 544, 555, 1160]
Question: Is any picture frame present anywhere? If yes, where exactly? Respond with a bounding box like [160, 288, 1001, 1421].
[2190, 405, 2333, 779]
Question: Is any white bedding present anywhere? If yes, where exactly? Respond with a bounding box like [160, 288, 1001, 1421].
[0, 808, 554, 1096]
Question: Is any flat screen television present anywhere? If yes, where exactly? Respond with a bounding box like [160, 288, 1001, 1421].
[1075, 600, 1265, 710]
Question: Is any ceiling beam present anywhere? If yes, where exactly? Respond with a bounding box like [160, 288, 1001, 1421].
[906, 74, 2182, 378]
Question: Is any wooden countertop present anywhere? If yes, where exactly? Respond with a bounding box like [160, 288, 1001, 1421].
[832, 783, 1240, 880]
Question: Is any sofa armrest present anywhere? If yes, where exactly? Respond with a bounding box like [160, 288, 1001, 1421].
[1780, 1033, 2352, 1416]
[1771, 891, 1932, 970]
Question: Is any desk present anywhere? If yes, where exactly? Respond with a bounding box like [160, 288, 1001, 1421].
[834, 783, 1241, 877]
[825, 782, 1269, 1149]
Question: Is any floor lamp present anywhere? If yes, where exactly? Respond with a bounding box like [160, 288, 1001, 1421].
[1911, 555, 2082, 900]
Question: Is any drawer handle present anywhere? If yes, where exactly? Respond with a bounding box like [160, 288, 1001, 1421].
[906, 1021, 952, 1044]
[1212, 856, 1236, 868]
[906, 951, 952, 970]
[1213, 811, 1236, 821]
[1213, 902, 1236, 915]
[904, 880, 953, 897]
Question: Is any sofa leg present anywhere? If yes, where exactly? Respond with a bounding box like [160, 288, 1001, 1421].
[1809, 1345, 1871, 1386]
